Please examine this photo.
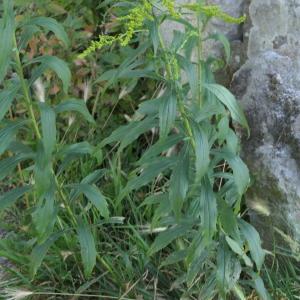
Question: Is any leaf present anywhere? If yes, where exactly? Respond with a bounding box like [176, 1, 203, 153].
[77, 218, 97, 278]
[239, 219, 265, 271]
[248, 271, 271, 300]
[138, 134, 183, 165]
[39, 103, 56, 160]
[81, 169, 107, 185]
[55, 99, 95, 124]
[225, 236, 253, 267]
[0, 119, 28, 155]
[0, 153, 33, 181]
[187, 249, 209, 286]
[101, 116, 157, 150]
[169, 147, 189, 218]
[28, 56, 71, 93]
[205, 84, 249, 132]
[216, 240, 241, 296]
[233, 285, 246, 300]
[192, 123, 210, 181]
[149, 19, 159, 55]
[148, 224, 191, 255]
[159, 91, 177, 140]
[32, 189, 57, 243]
[25, 17, 69, 47]
[19, 24, 40, 50]
[200, 177, 217, 239]
[214, 150, 250, 196]
[58, 142, 94, 157]
[161, 249, 188, 267]
[206, 33, 231, 64]
[218, 199, 239, 238]
[72, 184, 109, 219]
[0, 185, 32, 211]
[124, 157, 176, 194]
[0, 87, 19, 122]
[137, 98, 160, 115]
[30, 232, 62, 278]
[0, 0, 15, 83]
[34, 143, 53, 197]
[177, 55, 198, 101]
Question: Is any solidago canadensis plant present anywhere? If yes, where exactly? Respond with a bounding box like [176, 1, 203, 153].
[0, 0, 269, 299]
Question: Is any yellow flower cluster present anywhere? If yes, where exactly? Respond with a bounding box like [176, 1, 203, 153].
[79, 0, 153, 58]
[162, 0, 180, 18]
[118, 0, 153, 46]
[78, 35, 117, 59]
[183, 4, 246, 24]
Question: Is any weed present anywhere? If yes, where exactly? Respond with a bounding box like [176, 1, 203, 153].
[0, 1, 269, 299]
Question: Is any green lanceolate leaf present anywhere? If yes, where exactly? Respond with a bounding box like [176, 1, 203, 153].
[0, 86, 19, 121]
[200, 177, 217, 239]
[77, 218, 97, 278]
[0, 119, 28, 155]
[39, 103, 56, 160]
[30, 232, 62, 278]
[177, 55, 198, 101]
[161, 249, 188, 267]
[0, 153, 33, 181]
[101, 116, 157, 150]
[28, 56, 71, 93]
[192, 123, 210, 181]
[58, 142, 94, 157]
[225, 236, 253, 268]
[138, 134, 183, 165]
[239, 219, 265, 271]
[217, 239, 241, 296]
[149, 19, 159, 55]
[124, 157, 176, 194]
[0, 0, 15, 83]
[72, 184, 109, 219]
[214, 150, 250, 196]
[206, 33, 230, 64]
[24, 17, 69, 47]
[34, 142, 53, 197]
[248, 271, 271, 300]
[55, 99, 95, 124]
[159, 90, 177, 140]
[32, 189, 57, 243]
[0, 185, 32, 211]
[149, 224, 191, 256]
[169, 147, 189, 218]
[218, 198, 239, 238]
[205, 84, 249, 132]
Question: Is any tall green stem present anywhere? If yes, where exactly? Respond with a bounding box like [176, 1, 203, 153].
[158, 28, 195, 150]
[13, 35, 41, 139]
[13, 34, 77, 226]
[197, 0, 204, 108]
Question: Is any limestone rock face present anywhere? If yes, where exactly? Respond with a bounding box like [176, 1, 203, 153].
[231, 0, 300, 243]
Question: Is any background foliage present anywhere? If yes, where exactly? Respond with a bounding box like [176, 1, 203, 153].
[0, 1, 299, 299]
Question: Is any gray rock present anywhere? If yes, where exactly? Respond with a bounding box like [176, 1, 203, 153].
[231, 0, 300, 244]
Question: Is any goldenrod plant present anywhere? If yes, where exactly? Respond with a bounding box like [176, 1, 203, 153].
[0, 0, 269, 299]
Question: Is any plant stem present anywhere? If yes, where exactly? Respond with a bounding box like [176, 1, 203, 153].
[197, 0, 204, 108]
[13, 36, 41, 140]
[13, 34, 77, 226]
[157, 29, 196, 150]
